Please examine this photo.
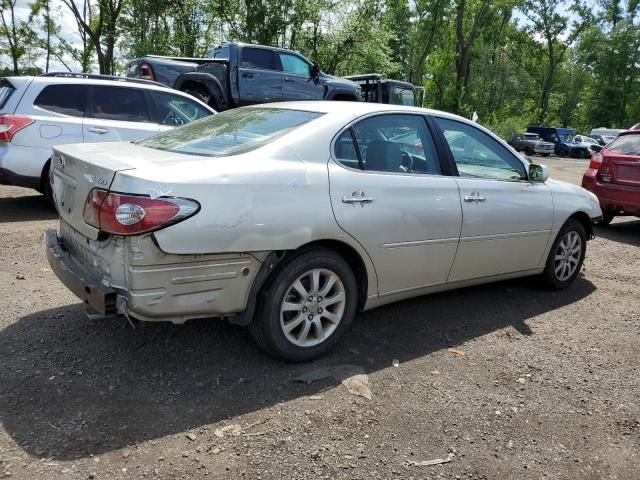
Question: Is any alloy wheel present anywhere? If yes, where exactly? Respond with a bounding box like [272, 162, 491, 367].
[554, 231, 582, 281]
[279, 268, 346, 348]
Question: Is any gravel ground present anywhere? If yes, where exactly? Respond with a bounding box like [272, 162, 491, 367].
[1, 157, 638, 479]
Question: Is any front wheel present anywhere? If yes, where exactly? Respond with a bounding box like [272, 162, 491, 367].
[249, 248, 358, 362]
[540, 219, 586, 289]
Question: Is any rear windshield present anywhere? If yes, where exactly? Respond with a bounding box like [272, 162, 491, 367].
[607, 134, 640, 156]
[0, 79, 15, 109]
[138, 107, 323, 157]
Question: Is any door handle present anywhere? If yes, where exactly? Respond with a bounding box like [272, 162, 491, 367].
[284, 76, 294, 82]
[87, 127, 108, 134]
[342, 190, 374, 205]
[242, 72, 253, 78]
[464, 192, 486, 203]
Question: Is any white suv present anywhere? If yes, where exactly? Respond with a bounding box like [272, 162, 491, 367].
[0, 73, 215, 201]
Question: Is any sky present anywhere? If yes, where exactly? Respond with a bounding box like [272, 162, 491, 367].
[2, 0, 88, 72]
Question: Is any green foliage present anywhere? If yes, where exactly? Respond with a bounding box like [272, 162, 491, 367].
[1, 0, 638, 132]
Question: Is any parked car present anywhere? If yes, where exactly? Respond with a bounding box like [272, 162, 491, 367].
[45, 102, 601, 361]
[343, 74, 418, 106]
[0, 73, 215, 201]
[574, 134, 602, 153]
[507, 132, 554, 156]
[126, 43, 361, 111]
[527, 126, 590, 158]
[582, 129, 640, 225]
[590, 134, 607, 146]
[590, 127, 624, 145]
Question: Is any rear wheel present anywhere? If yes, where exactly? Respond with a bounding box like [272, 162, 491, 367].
[525, 146, 534, 156]
[540, 219, 586, 289]
[249, 248, 358, 362]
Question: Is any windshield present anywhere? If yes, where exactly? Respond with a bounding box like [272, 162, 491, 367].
[524, 134, 539, 140]
[558, 133, 574, 142]
[392, 87, 415, 106]
[138, 107, 323, 157]
[0, 79, 15, 110]
[607, 135, 640, 156]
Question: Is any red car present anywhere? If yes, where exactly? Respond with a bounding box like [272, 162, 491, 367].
[582, 130, 640, 225]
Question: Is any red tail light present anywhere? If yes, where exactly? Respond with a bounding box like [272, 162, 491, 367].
[139, 63, 155, 81]
[589, 152, 603, 169]
[0, 114, 34, 142]
[83, 189, 199, 235]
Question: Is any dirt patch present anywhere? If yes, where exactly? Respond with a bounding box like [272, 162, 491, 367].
[1, 172, 639, 479]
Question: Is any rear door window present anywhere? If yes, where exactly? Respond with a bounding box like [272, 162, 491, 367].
[34, 84, 87, 117]
[90, 86, 150, 122]
[241, 48, 276, 70]
[150, 90, 211, 126]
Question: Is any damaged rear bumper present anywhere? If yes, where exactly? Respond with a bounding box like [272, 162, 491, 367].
[45, 229, 117, 316]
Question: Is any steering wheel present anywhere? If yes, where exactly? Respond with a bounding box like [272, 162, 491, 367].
[400, 151, 413, 172]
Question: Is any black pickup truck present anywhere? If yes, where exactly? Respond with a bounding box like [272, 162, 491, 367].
[126, 43, 361, 111]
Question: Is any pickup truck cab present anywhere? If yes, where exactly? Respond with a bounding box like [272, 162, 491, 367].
[508, 132, 554, 156]
[527, 126, 590, 158]
[126, 43, 361, 111]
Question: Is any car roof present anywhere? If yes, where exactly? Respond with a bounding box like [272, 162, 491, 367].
[7, 75, 216, 113]
[27, 75, 167, 90]
[252, 100, 465, 119]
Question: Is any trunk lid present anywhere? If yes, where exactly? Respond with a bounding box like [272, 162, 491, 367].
[51, 141, 207, 239]
[605, 152, 640, 188]
[51, 143, 138, 239]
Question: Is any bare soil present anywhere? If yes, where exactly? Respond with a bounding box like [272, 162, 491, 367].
[1, 157, 639, 479]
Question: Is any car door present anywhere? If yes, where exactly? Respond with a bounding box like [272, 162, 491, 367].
[328, 113, 462, 296]
[432, 116, 554, 282]
[277, 52, 324, 100]
[237, 47, 283, 105]
[148, 90, 213, 133]
[83, 85, 159, 142]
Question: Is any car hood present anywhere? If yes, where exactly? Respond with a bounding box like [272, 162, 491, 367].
[319, 73, 360, 93]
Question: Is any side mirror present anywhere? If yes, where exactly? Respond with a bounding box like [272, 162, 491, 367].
[591, 144, 602, 152]
[311, 64, 320, 79]
[529, 163, 549, 183]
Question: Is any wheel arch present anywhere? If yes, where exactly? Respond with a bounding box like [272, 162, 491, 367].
[300, 239, 369, 311]
[230, 239, 373, 327]
[568, 211, 594, 240]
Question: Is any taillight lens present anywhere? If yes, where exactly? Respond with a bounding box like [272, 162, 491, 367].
[589, 152, 603, 169]
[83, 189, 199, 235]
[0, 114, 34, 142]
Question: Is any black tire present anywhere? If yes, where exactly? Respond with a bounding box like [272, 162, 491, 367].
[542, 153, 550, 157]
[42, 161, 54, 205]
[540, 219, 587, 290]
[525, 146, 534, 156]
[249, 248, 358, 362]
[598, 210, 616, 226]
[560, 149, 568, 157]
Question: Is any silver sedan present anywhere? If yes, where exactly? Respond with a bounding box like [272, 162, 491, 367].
[46, 102, 602, 361]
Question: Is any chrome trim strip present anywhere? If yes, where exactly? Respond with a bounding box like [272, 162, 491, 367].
[382, 237, 460, 249]
[460, 229, 551, 243]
